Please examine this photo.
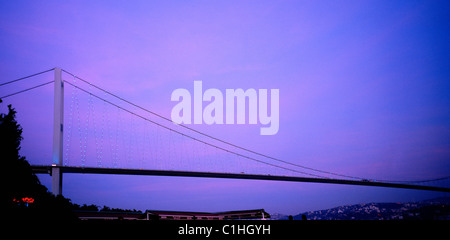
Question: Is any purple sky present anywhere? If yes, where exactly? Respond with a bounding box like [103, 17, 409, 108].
[1, 0, 450, 215]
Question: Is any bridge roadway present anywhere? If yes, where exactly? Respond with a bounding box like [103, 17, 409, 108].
[31, 165, 450, 193]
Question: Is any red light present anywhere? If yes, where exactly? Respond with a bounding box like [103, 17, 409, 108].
[21, 197, 35, 203]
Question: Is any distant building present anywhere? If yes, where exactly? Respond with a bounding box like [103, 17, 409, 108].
[146, 209, 270, 220]
[73, 209, 270, 220]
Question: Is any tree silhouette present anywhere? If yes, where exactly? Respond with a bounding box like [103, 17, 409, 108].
[1, 102, 76, 221]
[1, 102, 144, 221]
[2, 104, 45, 205]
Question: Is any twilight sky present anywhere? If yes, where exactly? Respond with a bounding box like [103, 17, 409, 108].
[1, 0, 449, 215]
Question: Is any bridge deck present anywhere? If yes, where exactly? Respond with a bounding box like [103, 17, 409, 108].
[31, 165, 450, 193]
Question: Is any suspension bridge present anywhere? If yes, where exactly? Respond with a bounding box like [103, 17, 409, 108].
[1, 67, 449, 196]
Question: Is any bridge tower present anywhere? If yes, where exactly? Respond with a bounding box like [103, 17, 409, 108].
[51, 67, 64, 195]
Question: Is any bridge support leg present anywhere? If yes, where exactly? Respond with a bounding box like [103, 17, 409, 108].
[51, 167, 63, 196]
[51, 67, 64, 196]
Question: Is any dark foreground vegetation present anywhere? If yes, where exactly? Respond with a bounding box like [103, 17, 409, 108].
[2, 102, 143, 222]
[1, 103, 75, 221]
